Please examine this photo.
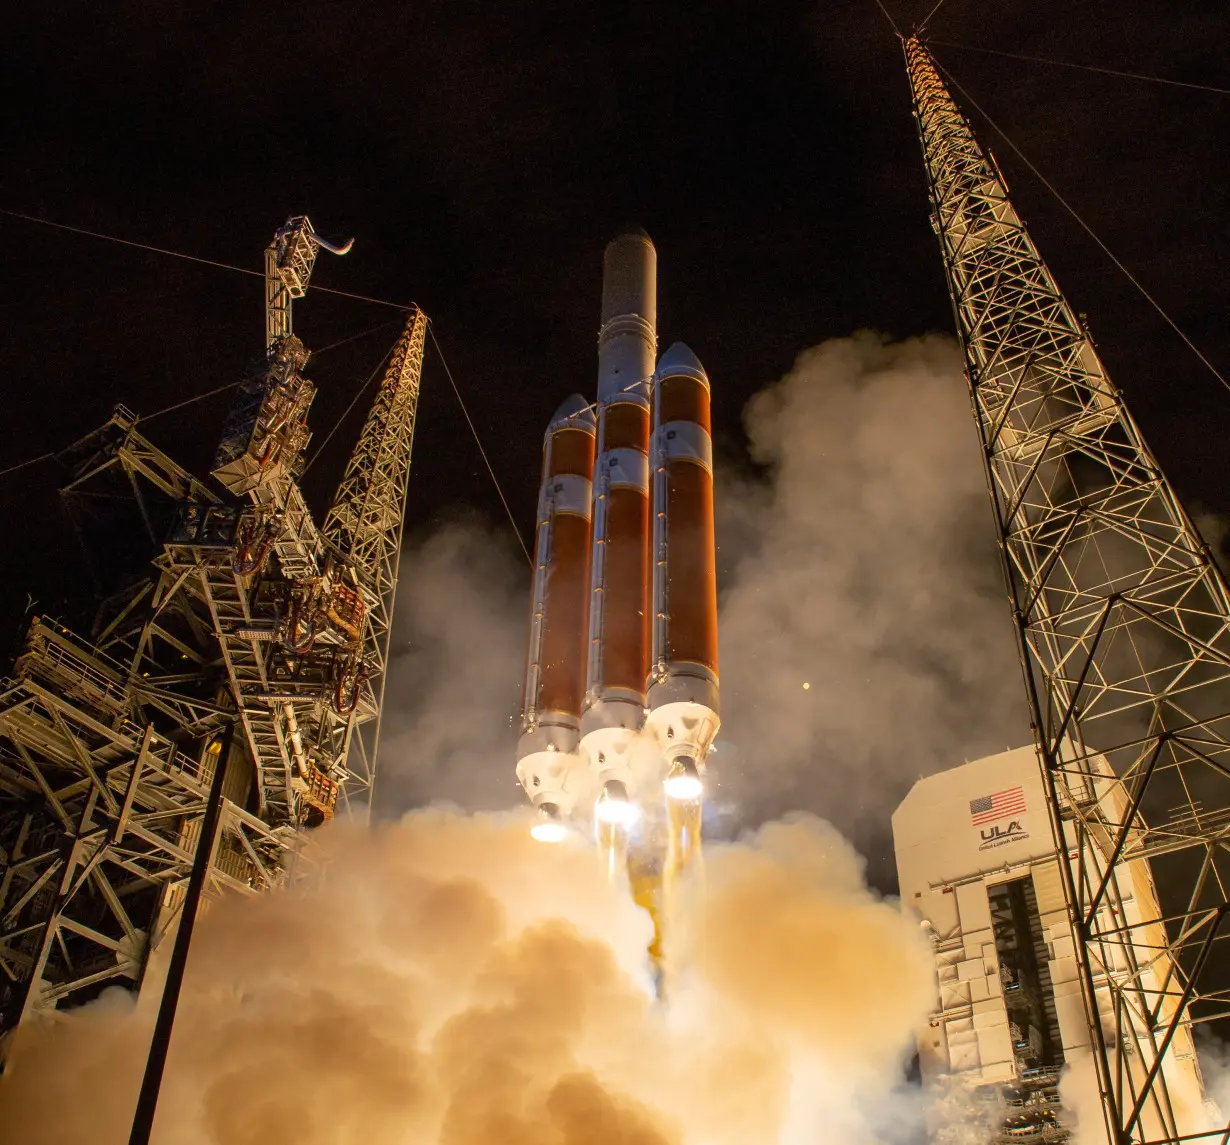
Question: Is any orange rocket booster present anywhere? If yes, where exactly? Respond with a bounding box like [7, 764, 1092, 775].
[649, 344, 718, 701]
[581, 232, 657, 795]
[646, 343, 720, 782]
[517, 397, 597, 817]
[644, 343, 718, 997]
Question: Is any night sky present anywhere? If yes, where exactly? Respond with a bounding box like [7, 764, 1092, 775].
[1, 1, 1227, 793]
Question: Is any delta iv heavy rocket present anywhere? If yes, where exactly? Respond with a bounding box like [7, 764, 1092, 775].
[516, 231, 720, 953]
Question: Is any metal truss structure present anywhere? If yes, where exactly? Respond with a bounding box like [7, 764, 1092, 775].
[907, 36, 1230, 1145]
[0, 218, 424, 1057]
[264, 215, 354, 349]
[0, 435, 292, 1043]
[321, 308, 427, 813]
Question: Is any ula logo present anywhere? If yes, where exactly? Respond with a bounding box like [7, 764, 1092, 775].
[981, 821, 1024, 842]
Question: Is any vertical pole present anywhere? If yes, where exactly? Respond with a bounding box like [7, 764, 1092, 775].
[127, 724, 232, 1145]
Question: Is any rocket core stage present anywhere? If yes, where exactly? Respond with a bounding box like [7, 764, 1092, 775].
[516, 231, 720, 970]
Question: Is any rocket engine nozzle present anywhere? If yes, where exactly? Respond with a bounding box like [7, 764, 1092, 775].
[594, 780, 640, 827]
[664, 758, 703, 802]
[530, 803, 569, 843]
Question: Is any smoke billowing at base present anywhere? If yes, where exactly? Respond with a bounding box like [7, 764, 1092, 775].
[1, 811, 936, 1145]
[0, 335, 1031, 1140]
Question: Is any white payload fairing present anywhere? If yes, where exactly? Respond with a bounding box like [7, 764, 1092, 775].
[516, 231, 720, 918]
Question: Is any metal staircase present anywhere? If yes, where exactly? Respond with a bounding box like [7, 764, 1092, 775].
[194, 565, 295, 826]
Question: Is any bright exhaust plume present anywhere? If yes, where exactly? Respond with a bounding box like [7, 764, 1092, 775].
[664, 773, 704, 801]
[530, 819, 569, 843]
[594, 795, 641, 827]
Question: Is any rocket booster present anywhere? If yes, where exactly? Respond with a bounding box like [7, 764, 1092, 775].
[517, 230, 719, 849]
[517, 396, 597, 821]
[582, 231, 657, 805]
[647, 343, 718, 985]
[646, 342, 720, 784]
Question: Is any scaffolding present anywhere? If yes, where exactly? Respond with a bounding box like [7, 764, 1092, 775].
[0, 219, 424, 1058]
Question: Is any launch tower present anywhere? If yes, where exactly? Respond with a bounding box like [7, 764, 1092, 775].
[0, 217, 425, 1055]
[906, 37, 1230, 1145]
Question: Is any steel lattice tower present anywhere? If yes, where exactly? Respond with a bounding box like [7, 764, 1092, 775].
[321, 308, 427, 813]
[0, 219, 425, 1059]
[906, 36, 1230, 1145]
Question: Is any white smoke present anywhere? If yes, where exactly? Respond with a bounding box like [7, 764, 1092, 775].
[1058, 1056, 1107, 1145]
[714, 332, 1025, 863]
[375, 518, 526, 814]
[1196, 1033, 1230, 1138]
[0, 811, 938, 1145]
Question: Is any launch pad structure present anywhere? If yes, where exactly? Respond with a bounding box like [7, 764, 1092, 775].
[0, 217, 426, 1056]
[0, 29, 1227, 1145]
[896, 749, 1214, 1145]
[904, 35, 1230, 1145]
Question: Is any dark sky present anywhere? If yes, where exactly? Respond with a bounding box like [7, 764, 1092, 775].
[1, 0, 1227, 719]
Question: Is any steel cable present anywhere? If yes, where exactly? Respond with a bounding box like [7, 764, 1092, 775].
[0, 208, 412, 310]
[426, 324, 532, 566]
[927, 39, 1230, 97]
[933, 54, 1230, 395]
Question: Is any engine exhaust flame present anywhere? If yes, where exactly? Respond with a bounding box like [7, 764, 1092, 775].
[530, 819, 569, 843]
[665, 760, 704, 802]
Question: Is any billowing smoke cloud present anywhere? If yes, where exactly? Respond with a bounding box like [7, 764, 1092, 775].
[0, 811, 936, 1145]
[1196, 1034, 1230, 1138]
[714, 332, 1025, 870]
[375, 518, 526, 814]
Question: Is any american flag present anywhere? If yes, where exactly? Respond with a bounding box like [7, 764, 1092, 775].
[969, 786, 1026, 826]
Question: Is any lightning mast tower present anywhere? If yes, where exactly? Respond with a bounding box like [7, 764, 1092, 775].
[905, 37, 1230, 1145]
[321, 309, 428, 811]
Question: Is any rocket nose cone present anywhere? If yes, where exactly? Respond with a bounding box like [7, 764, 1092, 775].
[549, 393, 596, 431]
[656, 341, 708, 381]
[601, 232, 657, 326]
[613, 224, 652, 243]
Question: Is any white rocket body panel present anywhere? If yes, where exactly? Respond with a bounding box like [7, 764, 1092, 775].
[601, 448, 651, 490]
[580, 725, 650, 798]
[643, 701, 719, 770]
[515, 745, 592, 814]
